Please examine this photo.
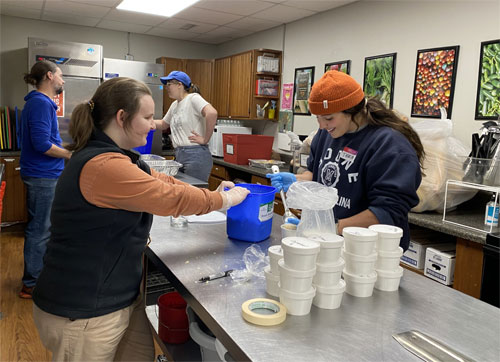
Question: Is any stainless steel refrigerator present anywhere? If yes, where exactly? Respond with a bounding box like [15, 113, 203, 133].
[102, 58, 164, 155]
[28, 37, 102, 144]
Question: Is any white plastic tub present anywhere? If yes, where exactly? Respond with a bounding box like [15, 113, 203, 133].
[313, 258, 345, 288]
[268, 245, 283, 275]
[281, 223, 297, 239]
[343, 249, 377, 276]
[375, 266, 404, 291]
[342, 269, 377, 297]
[278, 259, 316, 293]
[281, 237, 320, 271]
[264, 266, 280, 297]
[308, 234, 344, 265]
[279, 286, 316, 316]
[313, 279, 346, 309]
[343, 227, 378, 256]
[369, 224, 403, 252]
[375, 247, 403, 271]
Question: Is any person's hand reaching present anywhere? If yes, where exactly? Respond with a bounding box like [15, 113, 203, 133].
[266, 172, 297, 192]
[220, 187, 250, 209]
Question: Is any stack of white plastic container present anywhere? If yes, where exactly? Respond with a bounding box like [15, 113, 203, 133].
[309, 234, 345, 309]
[265, 245, 282, 297]
[369, 224, 404, 291]
[278, 237, 320, 315]
[342, 227, 378, 297]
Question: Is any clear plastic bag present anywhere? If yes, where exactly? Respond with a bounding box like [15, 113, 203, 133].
[411, 110, 477, 213]
[286, 181, 339, 237]
[230, 245, 268, 282]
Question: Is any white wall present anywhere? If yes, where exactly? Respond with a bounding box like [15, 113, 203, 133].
[217, 0, 500, 147]
[0, 15, 216, 107]
[217, 25, 284, 57]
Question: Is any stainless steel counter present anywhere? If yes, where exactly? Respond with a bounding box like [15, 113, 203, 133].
[174, 171, 208, 188]
[146, 215, 500, 362]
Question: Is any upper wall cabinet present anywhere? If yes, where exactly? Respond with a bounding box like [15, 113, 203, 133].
[156, 57, 214, 115]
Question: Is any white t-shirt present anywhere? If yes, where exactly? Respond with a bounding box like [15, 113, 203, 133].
[162, 93, 209, 147]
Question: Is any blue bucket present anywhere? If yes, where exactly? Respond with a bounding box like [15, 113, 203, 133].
[226, 184, 277, 242]
[134, 130, 155, 154]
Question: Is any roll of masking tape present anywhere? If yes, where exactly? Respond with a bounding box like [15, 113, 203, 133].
[241, 298, 286, 326]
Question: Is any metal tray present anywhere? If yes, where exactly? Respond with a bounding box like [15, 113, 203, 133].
[248, 159, 285, 169]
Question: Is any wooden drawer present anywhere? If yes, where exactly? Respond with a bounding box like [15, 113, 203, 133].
[273, 197, 284, 216]
[250, 175, 270, 185]
[211, 165, 227, 179]
[208, 175, 224, 191]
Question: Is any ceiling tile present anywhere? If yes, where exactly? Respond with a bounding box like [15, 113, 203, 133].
[224, 16, 277, 31]
[191, 33, 233, 44]
[194, 0, 275, 16]
[283, 0, 356, 12]
[0, 4, 42, 19]
[44, 0, 110, 17]
[174, 6, 243, 25]
[251, 4, 315, 22]
[158, 18, 218, 33]
[42, 11, 101, 27]
[103, 8, 167, 26]
[97, 19, 152, 33]
[205, 26, 253, 38]
[146, 27, 200, 40]
[67, 0, 122, 8]
[0, 0, 43, 10]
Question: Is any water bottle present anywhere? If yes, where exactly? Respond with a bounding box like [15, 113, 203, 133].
[485, 193, 499, 226]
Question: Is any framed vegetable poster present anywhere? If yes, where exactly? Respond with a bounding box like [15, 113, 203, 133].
[293, 66, 315, 115]
[363, 53, 397, 108]
[475, 39, 500, 120]
[411, 46, 460, 118]
[325, 60, 351, 74]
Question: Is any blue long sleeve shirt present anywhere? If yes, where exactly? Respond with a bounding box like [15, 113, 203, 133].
[308, 125, 421, 250]
[20, 90, 64, 178]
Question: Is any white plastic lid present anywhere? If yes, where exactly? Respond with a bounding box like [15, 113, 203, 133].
[268, 245, 283, 258]
[369, 224, 403, 238]
[342, 268, 377, 283]
[314, 279, 346, 294]
[377, 247, 403, 258]
[375, 266, 404, 278]
[316, 257, 345, 272]
[308, 234, 344, 249]
[343, 227, 378, 242]
[279, 285, 316, 299]
[282, 237, 320, 255]
[278, 258, 316, 277]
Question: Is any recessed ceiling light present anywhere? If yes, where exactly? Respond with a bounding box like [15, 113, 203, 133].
[117, 0, 200, 17]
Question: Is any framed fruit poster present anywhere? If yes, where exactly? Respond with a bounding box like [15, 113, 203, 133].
[325, 60, 351, 74]
[363, 53, 397, 108]
[475, 39, 500, 120]
[411, 46, 460, 118]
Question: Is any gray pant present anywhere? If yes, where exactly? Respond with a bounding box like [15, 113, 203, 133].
[175, 145, 213, 182]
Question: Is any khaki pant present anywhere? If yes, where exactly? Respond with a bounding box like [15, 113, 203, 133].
[33, 296, 155, 362]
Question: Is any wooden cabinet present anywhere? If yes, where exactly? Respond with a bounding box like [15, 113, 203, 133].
[156, 57, 214, 115]
[208, 164, 228, 191]
[213, 57, 231, 117]
[250, 49, 282, 120]
[228, 51, 252, 118]
[0, 156, 27, 223]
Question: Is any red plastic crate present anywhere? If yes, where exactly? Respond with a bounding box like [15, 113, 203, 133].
[222, 134, 273, 165]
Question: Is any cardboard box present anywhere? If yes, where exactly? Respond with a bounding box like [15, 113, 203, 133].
[255, 79, 279, 96]
[401, 239, 445, 269]
[424, 244, 456, 285]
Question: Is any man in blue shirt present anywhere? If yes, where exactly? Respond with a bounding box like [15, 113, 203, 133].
[19, 60, 72, 298]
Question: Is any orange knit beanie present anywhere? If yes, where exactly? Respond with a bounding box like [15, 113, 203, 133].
[308, 71, 365, 115]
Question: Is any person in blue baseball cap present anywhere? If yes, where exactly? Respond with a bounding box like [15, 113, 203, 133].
[156, 70, 217, 182]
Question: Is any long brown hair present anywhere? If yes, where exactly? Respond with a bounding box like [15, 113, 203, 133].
[67, 77, 152, 152]
[343, 97, 425, 171]
[24, 60, 58, 88]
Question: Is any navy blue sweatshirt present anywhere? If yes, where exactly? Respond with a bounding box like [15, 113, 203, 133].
[308, 125, 421, 251]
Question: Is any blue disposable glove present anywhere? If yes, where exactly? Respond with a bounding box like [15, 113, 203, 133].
[265, 172, 297, 192]
[284, 217, 300, 225]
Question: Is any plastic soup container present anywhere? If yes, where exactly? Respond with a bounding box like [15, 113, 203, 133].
[313, 258, 345, 288]
[264, 266, 280, 297]
[308, 234, 344, 265]
[278, 259, 316, 293]
[343, 227, 378, 256]
[279, 286, 316, 316]
[343, 249, 377, 276]
[268, 245, 283, 275]
[281, 237, 320, 271]
[375, 266, 404, 292]
[313, 280, 346, 310]
[368, 224, 403, 251]
[343, 269, 377, 298]
[375, 247, 403, 271]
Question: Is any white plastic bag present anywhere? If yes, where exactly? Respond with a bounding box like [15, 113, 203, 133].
[230, 245, 267, 282]
[411, 110, 477, 213]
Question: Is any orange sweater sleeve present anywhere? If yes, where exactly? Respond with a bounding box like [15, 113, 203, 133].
[79, 153, 223, 217]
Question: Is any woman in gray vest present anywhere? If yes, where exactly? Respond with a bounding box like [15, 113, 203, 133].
[32, 77, 249, 361]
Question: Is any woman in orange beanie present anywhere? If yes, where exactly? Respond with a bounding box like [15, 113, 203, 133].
[268, 71, 423, 251]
